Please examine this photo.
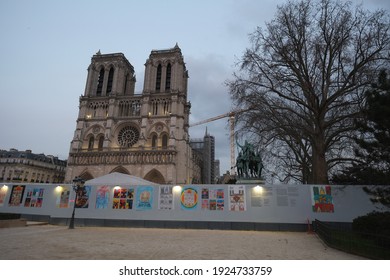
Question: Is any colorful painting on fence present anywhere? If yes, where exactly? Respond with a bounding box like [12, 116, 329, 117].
[75, 185, 91, 208]
[8, 185, 25, 207]
[57, 186, 70, 208]
[112, 187, 134, 209]
[201, 188, 224, 210]
[311, 185, 334, 213]
[229, 185, 246, 211]
[24, 188, 44, 208]
[181, 187, 198, 210]
[95, 186, 110, 209]
[159, 186, 173, 210]
[201, 188, 209, 209]
[0, 186, 7, 207]
[136, 186, 154, 210]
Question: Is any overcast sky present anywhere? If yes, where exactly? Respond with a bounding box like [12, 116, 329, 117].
[1, 0, 388, 174]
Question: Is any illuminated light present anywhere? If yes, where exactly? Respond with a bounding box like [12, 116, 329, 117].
[173, 185, 182, 192]
[113, 186, 121, 190]
[253, 185, 263, 194]
[55, 186, 63, 192]
[1, 185, 8, 190]
[86, 114, 92, 119]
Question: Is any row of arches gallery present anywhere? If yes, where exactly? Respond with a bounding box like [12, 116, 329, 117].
[84, 126, 170, 151]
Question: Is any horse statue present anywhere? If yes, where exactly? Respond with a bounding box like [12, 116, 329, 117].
[236, 139, 263, 179]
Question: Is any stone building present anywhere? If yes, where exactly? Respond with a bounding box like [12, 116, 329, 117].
[0, 149, 66, 183]
[65, 45, 201, 184]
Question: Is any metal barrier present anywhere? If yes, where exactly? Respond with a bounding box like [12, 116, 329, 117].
[314, 219, 390, 259]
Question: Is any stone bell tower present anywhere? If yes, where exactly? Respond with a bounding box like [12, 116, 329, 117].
[65, 45, 199, 184]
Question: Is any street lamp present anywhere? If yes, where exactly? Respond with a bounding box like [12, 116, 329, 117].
[68, 176, 85, 229]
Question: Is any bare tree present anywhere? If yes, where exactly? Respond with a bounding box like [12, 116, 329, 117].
[228, 0, 390, 184]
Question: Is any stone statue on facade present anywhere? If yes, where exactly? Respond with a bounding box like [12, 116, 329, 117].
[236, 139, 263, 179]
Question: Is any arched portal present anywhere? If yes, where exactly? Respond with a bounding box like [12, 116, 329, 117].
[144, 169, 165, 184]
[78, 170, 94, 181]
[110, 166, 130, 175]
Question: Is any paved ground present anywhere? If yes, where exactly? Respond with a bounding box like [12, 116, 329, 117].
[0, 224, 365, 260]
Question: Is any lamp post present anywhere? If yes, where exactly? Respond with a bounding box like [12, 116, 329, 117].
[68, 176, 85, 229]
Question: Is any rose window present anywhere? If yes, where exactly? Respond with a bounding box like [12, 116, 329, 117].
[117, 126, 140, 147]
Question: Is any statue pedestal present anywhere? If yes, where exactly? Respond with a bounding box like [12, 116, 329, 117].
[236, 178, 265, 185]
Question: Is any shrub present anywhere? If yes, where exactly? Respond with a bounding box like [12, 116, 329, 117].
[353, 211, 390, 236]
[0, 213, 21, 220]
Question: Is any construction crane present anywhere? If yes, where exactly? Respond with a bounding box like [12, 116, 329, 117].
[189, 108, 250, 175]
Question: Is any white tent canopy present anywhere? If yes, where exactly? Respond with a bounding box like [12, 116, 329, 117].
[85, 172, 157, 186]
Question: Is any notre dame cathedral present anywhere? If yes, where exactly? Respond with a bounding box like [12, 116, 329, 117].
[65, 44, 202, 184]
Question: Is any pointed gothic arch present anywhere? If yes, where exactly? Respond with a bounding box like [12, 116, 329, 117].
[155, 64, 162, 91]
[88, 135, 95, 150]
[165, 63, 171, 91]
[161, 133, 168, 149]
[106, 67, 114, 95]
[96, 67, 105, 96]
[144, 169, 165, 184]
[79, 170, 94, 181]
[150, 133, 158, 149]
[110, 166, 130, 175]
[98, 134, 104, 151]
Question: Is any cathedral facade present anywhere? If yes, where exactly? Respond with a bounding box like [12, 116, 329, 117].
[65, 45, 200, 184]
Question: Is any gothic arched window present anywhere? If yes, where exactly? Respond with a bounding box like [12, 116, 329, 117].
[162, 134, 168, 149]
[106, 67, 114, 95]
[88, 136, 95, 150]
[152, 134, 157, 149]
[165, 63, 171, 91]
[155, 64, 162, 91]
[96, 68, 105, 96]
[98, 135, 104, 151]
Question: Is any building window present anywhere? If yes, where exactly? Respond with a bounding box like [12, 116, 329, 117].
[131, 101, 141, 116]
[117, 126, 140, 148]
[98, 135, 104, 151]
[153, 101, 158, 115]
[96, 68, 105, 96]
[156, 64, 162, 91]
[88, 136, 94, 150]
[106, 67, 114, 95]
[163, 100, 170, 115]
[162, 134, 168, 149]
[152, 134, 157, 149]
[165, 63, 171, 91]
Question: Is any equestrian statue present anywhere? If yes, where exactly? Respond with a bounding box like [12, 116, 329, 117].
[235, 139, 263, 179]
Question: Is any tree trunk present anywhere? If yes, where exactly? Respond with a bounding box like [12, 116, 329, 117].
[311, 140, 329, 184]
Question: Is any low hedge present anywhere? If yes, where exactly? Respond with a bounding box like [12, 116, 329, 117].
[353, 211, 390, 236]
[0, 213, 21, 220]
